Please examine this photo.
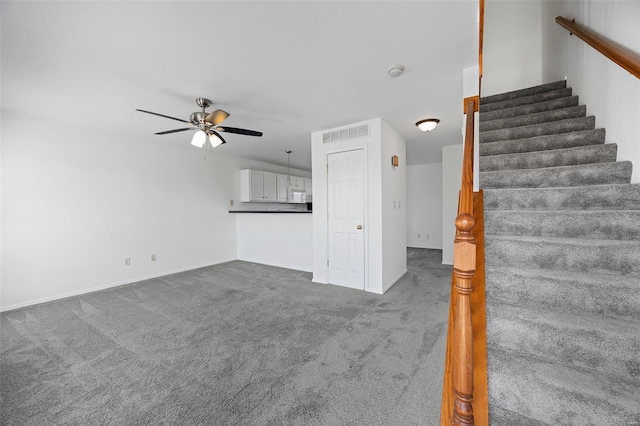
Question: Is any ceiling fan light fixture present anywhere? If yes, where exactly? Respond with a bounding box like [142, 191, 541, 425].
[191, 130, 207, 148]
[209, 133, 224, 148]
[416, 118, 440, 132]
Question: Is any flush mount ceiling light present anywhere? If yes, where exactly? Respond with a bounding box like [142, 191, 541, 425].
[388, 65, 405, 78]
[416, 118, 440, 132]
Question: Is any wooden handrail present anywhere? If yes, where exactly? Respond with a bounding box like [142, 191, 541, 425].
[556, 16, 640, 79]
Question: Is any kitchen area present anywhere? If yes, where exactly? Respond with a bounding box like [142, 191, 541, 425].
[230, 168, 314, 272]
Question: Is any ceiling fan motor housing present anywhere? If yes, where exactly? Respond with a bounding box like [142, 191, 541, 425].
[190, 111, 209, 124]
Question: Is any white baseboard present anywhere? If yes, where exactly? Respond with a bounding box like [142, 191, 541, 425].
[0, 259, 235, 312]
[238, 258, 312, 273]
[382, 269, 408, 294]
[407, 244, 443, 250]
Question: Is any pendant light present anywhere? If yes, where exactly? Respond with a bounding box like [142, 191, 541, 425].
[286, 150, 292, 187]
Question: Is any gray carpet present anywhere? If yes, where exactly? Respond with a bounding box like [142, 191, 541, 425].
[480, 80, 640, 425]
[1, 248, 451, 425]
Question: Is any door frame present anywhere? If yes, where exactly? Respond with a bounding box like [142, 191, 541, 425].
[325, 146, 369, 292]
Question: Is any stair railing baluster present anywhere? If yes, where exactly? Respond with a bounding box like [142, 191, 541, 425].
[450, 98, 478, 425]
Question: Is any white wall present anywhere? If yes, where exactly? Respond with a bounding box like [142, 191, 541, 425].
[541, 1, 640, 183]
[380, 120, 408, 292]
[482, 0, 543, 97]
[407, 163, 443, 250]
[236, 213, 313, 272]
[311, 118, 406, 294]
[442, 145, 464, 266]
[1, 111, 309, 311]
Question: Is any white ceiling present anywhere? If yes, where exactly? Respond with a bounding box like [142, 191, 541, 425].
[2, 1, 478, 171]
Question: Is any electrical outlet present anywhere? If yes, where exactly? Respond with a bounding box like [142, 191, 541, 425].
[151, 254, 156, 262]
[418, 233, 421, 238]
[124, 257, 131, 266]
[426, 234, 430, 239]
[393, 201, 397, 209]
[398, 201, 401, 209]
[230, 200, 234, 206]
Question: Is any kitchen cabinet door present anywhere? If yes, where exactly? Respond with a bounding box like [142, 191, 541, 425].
[263, 172, 277, 202]
[249, 170, 265, 201]
[276, 174, 289, 202]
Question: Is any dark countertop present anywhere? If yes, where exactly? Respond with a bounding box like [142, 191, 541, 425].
[229, 210, 312, 214]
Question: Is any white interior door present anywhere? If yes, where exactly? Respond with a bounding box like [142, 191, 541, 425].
[327, 149, 365, 290]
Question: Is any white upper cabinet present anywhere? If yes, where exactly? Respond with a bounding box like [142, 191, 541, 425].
[276, 174, 289, 202]
[263, 172, 277, 202]
[242, 169, 311, 203]
[289, 176, 304, 191]
[249, 170, 264, 200]
[241, 169, 277, 202]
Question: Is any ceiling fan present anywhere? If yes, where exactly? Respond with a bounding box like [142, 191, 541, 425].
[136, 98, 263, 148]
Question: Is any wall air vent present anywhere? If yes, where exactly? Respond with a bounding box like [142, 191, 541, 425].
[322, 123, 369, 143]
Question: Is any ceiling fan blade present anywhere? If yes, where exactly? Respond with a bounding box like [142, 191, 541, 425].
[216, 126, 263, 137]
[136, 109, 190, 124]
[204, 109, 230, 126]
[154, 128, 193, 135]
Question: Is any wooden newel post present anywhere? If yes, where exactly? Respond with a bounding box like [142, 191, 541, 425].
[452, 212, 476, 426]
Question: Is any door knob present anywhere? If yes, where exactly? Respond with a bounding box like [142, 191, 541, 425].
[357, 225, 363, 230]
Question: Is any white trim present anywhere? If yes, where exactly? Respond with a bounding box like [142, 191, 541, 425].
[239, 260, 312, 273]
[325, 147, 369, 292]
[382, 269, 407, 294]
[0, 259, 235, 312]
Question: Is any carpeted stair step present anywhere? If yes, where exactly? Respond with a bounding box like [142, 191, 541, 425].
[483, 184, 640, 211]
[485, 266, 640, 319]
[486, 303, 640, 383]
[480, 161, 632, 189]
[480, 105, 586, 132]
[488, 349, 640, 425]
[480, 95, 579, 123]
[480, 88, 572, 113]
[480, 143, 617, 172]
[480, 116, 595, 144]
[480, 128, 605, 157]
[485, 235, 640, 276]
[481, 80, 566, 105]
[484, 209, 640, 240]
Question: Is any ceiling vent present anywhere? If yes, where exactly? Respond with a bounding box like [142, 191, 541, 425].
[323, 124, 369, 143]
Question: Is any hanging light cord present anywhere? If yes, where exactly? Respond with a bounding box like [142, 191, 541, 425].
[286, 151, 292, 186]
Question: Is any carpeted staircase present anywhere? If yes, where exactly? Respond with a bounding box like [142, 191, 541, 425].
[479, 80, 640, 425]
